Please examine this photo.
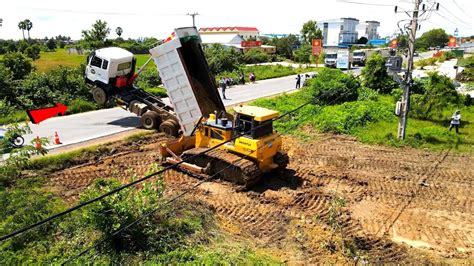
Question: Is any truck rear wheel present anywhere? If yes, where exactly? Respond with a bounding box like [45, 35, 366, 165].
[141, 111, 161, 130]
[92, 87, 108, 106]
[160, 119, 179, 136]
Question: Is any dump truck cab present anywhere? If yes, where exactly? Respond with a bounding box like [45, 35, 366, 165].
[85, 47, 136, 89]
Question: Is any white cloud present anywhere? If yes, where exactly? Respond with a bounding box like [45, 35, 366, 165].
[0, 0, 472, 40]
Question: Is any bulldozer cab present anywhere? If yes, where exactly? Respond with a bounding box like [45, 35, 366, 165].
[233, 106, 279, 139]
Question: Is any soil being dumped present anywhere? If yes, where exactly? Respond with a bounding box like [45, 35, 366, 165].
[46, 133, 474, 263]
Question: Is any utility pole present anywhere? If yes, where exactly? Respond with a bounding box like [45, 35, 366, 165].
[397, 0, 421, 140]
[187, 12, 199, 27]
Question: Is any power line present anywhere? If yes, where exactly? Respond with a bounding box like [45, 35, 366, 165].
[62, 85, 349, 264]
[62, 138, 261, 264]
[0, 93, 315, 242]
[438, 5, 470, 26]
[452, 0, 471, 18]
[434, 11, 466, 28]
[336, 0, 394, 7]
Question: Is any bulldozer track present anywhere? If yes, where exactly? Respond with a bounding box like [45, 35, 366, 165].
[44, 134, 474, 262]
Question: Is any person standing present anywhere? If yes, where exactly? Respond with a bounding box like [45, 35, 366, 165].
[219, 78, 227, 100]
[240, 71, 245, 85]
[449, 110, 461, 134]
[295, 74, 301, 89]
[249, 73, 256, 83]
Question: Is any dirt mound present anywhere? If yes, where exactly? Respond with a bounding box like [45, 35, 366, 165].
[46, 133, 474, 263]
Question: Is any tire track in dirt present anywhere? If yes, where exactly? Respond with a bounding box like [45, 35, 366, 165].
[44, 134, 473, 261]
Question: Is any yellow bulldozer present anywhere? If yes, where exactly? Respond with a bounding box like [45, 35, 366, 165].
[159, 105, 289, 187]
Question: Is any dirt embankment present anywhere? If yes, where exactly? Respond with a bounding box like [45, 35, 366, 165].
[45, 133, 474, 263]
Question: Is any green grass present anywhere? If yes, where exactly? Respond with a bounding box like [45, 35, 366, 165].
[252, 91, 474, 153]
[33, 49, 86, 72]
[32, 49, 154, 73]
[0, 111, 28, 124]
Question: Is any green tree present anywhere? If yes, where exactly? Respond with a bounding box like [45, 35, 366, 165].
[411, 72, 461, 120]
[293, 44, 312, 63]
[357, 37, 368, 44]
[24, 44, 41, 60]
[46, 38, 57, 50]
[18, 21, 26, 40]
[24, 19, 33, 39]
[266, 34, 299, 59]
[204, 44, 243, 74]
[415, 28, 449, 50]
[361, 53, 397, 93]
[81, 20, 111, 49]
[0, 64, 15, 103]
[242, 48, 270, 64]
[309, 68, 360, 105]
[115, 26, 123, 37]
[300, 20, 323, 45]
[0, 52, 33, 80]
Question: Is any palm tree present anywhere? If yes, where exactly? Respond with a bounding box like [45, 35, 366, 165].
[18, 21, 26, 40]
[116, 27, 123, 37]
[24, 19, 33, 39]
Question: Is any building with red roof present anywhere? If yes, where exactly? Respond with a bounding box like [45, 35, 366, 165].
[199, 27, 260, 40]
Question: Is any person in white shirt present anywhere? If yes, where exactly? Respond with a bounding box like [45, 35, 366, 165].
[449, 110, 461, 134]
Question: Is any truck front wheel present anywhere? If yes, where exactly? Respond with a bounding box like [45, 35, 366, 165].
[92, 87, 108, 106]
[141, 111, 161, 130]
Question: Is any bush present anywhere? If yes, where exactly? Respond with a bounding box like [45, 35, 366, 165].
[314, 100, 394, 134]
[410, 72, 461, 120]
[24, 44, 41, 60]
[0, 52, 33, 80]
[67, 99, 97, 114]
[309, 68, 360, 105]
[46, 39, 57, 51]
[361, 53, 397, 94]
[136, 68, 162, 89]
[293, 44, 312, 63]
[242, 48, 270, 64]
[357, 87, 379, 101]
[16, 66, 91, 109]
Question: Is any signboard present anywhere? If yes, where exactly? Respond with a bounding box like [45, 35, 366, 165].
[241, 41, 262, 47]
[448, 36, 457, 48]
[336, 49, 350, 69]
[311, 39, 322, 56]
[389, 38, 398, 49]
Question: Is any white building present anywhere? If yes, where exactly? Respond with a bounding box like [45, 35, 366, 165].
[356, 21, 381, 41]
[317, 18, 380, 46]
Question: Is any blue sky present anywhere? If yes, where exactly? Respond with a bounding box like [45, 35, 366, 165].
[0, 0, 472, 40]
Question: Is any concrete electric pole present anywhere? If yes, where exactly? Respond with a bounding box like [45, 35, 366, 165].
[187, 12, 199, 27]
[397, 0, 421, 140]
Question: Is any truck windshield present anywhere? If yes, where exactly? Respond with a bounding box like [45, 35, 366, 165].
[117, 62, 131, 71]
[326, 54, 337, 59]
[354, 52, 365, 56]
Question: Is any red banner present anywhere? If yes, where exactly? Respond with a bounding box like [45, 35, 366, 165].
[389, 38, 398, 49]
[448, 36, 457, 48]
[311, 39, 322, 56]
[241, 41, 262, 47]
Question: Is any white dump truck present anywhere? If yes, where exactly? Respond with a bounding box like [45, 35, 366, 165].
[84, 27, 225, 136]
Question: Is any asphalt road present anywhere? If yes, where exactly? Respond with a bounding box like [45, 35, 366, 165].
[21, 73, 312, 150]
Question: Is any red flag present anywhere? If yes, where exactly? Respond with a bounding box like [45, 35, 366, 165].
[448, 36, 457, 48]
[389, 38, 398, 49]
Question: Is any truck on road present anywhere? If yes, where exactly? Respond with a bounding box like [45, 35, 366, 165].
[324, 49, 338, 68]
